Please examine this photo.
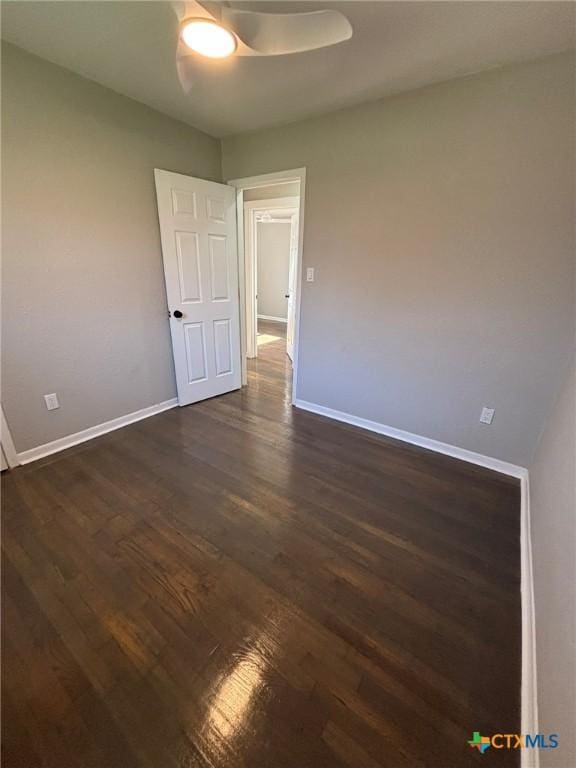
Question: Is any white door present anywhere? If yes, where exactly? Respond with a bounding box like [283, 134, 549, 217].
[286, 213, 299, 361]
[154, 169, 241, 406]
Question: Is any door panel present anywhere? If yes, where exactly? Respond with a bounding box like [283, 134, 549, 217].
[209, 236, 230, 300]
[175, 232, 202, 303]
[172, 188, 197, 216]
[214, 319, 233, 376]
[207, 197, 226, 222]
[155, 169, 241, 406]
[184, 322, 208, 383]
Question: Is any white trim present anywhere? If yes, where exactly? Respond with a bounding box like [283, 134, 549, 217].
[244, 197, 298, 212]
[228, 168, 306, 190]
[236, 187, 248, 372]
[244, 204, 257, 359]
[293, 398, 527, 478]
[228, 168, 306, 402]
[17, 398, 178, 465]
[520, 472, 539, 768]
[1, 406, 20, 468]
[258, 314, 287, 323]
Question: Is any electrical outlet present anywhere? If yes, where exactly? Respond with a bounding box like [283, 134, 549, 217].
[479, 406, 495, 425]
[306, 267, 315, 282]
[44, 393, 60, 411]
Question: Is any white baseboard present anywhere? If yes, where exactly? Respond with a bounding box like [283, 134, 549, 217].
[17, 398, 178, 465]
[258, 314, 287, 323]
[294, 398, 526, 478]
[520, 473, 539, 768]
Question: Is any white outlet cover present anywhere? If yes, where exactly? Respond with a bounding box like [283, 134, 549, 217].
[480, 407, 495, 425]
[44, 393, 60, 411]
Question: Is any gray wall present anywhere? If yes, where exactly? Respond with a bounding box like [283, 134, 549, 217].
[530, 356, 575, 768]
[2, 44, 221, 452]
[223, 52, 575, 467]
[257, 221, 291, 320]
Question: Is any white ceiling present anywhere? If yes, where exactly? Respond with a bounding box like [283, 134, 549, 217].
[2, 1, 574, 137]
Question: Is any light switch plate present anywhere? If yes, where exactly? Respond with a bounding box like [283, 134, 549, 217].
[306, 267, 315, 282]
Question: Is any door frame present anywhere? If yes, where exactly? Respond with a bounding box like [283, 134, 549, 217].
[227, 168, 306, 404]
[244, 197, 298, 359]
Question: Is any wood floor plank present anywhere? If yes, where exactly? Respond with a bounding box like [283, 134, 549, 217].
[1, 320, 520, 766]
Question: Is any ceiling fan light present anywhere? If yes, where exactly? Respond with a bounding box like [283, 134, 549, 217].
[181, 19, 237, 59]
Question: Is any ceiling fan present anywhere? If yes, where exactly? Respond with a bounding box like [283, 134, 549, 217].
[173, 1, 353, 90]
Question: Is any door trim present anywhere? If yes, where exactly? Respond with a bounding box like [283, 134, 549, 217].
[227, 168, 306, 403]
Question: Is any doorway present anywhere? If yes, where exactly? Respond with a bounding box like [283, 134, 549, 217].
[227, 169, 306, 402]
[246, 198, 298, 363]
[154, 166, 305, 409]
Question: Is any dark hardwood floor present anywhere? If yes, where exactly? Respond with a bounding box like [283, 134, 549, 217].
[2, 319, 520, 767]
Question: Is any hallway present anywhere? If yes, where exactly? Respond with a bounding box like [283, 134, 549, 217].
[250, 318, 292, 401]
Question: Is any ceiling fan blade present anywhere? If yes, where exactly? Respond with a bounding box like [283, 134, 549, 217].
[172, 0, 216, 23]
[222, 8, 352, 56]
[174, 3, 352, 91]
[176, 50, 196, 93]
